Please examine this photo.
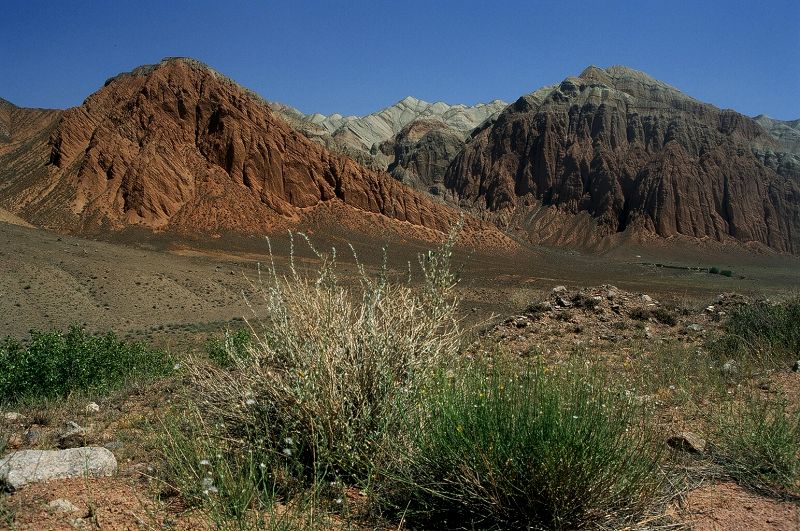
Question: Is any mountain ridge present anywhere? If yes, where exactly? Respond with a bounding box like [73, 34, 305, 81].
[0, 58, 507, 248]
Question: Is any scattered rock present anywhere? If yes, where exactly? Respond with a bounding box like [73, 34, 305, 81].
[23, 429, 40, 446]
[641, 294, 653, 303]
[47, 498, 80, 514]
[4, 412, 24, 422]
[552, 285, 568, 294]
[667, 432, 707, 454]
[85, 402, 100, 414]
[555, 296, 573, 308]
[58, 421, 88, 449]
[0, 447, 117, 490]
[686, 323, 705, 333]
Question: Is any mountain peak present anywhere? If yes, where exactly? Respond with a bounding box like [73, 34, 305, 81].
[103, 57, 223, 87]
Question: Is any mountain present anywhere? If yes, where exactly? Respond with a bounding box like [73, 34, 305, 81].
[754, 115, 800, 154]
[0, 58, 504, 245]
[269, 96, 507, 186]
[444, 66, 800, 253]
[752, 115, 800, 179]
[381, 119, 467, 196]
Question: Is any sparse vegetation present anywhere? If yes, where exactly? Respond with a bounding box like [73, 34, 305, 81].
[0, 326, 172, 404]
[720, 299, 800, 367]
[711, 396, 800, 499]
[629, 306, 677, 326]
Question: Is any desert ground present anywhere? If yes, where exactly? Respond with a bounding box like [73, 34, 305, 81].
[1, 220, 799, 530]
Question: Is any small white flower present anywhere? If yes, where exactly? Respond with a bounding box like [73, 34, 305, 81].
[173, 363, 182, 371]
[335, 498, 343, 505]
[284, 437, 294, 445]
[199, 459, 211, 466]
[259, 463, 267, 470]
[245, 398, 256, 406]
[282, 448, 292, 457]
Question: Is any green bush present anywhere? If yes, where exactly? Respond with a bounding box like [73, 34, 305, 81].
[709, 266, 720, 274]
[205, 328, 252, 367]
[380, 361, 665, 530]
[720, 270, 733, 277]
[0, 326, 171, 403]
[711, 396, 800, 499]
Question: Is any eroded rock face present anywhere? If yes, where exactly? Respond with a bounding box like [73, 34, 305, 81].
[1, 58, 490, 239]
[384, 119, 465, 196]
[445, 66, 800, 253]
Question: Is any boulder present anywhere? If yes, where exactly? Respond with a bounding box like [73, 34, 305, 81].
[0, 447, 117, 490]
[667, 432, 706, 454]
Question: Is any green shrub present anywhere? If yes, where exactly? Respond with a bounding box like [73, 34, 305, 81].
[380, 361, 665, 530]
[0, 326, 171, 404]
[711, 396, 800, 499]
[720, 270, 733, 277]
[709, 266, 720, 274]
[180, 230, 462, 498]
[205, 328, 252, 367]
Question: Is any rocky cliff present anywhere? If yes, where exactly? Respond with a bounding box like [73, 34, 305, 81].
[382, 119, 466, 196]
[0, 58, 500, 243]
[445, 66, 800, 253]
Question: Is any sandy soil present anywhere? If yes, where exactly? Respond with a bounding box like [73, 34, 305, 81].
[2, 221, 798, 343]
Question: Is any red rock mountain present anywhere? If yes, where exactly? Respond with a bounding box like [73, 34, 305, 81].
[0, 58, 499, 243]
[445, 66, 800, 253]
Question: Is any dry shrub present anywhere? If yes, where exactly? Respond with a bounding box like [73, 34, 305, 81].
[185, 230, 463, 488]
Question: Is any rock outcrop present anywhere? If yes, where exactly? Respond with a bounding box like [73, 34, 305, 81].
[0, 58, 500, 243]
[445, 66, 800, 253]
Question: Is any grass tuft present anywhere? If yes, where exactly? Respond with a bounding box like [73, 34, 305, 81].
[710, 396, 800, 499]
[378, 359, 666, 530]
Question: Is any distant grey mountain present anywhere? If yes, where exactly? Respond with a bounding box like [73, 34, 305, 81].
[268, 97, 508, 189]
[272, 96, 507, 151]
[754, 115, 800, 154]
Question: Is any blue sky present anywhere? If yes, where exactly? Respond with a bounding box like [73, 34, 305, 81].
[2, 0, 798, 119]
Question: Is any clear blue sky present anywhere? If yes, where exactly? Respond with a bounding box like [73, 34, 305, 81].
[2, 0, 798, 119]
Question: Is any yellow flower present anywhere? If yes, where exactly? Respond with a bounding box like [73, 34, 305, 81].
[456, 424, 464, 433]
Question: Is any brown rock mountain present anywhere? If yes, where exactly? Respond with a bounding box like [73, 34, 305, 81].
[382, 119, 467, 197]
[0, 58, 502, 244]
[445, 66, 800, 253]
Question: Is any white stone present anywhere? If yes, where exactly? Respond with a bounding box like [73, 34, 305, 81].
[3, 412, 24, 422]
[47, 498, 80, 513]
[85, 402, 100, 414]
[0, 447, 117, 490]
